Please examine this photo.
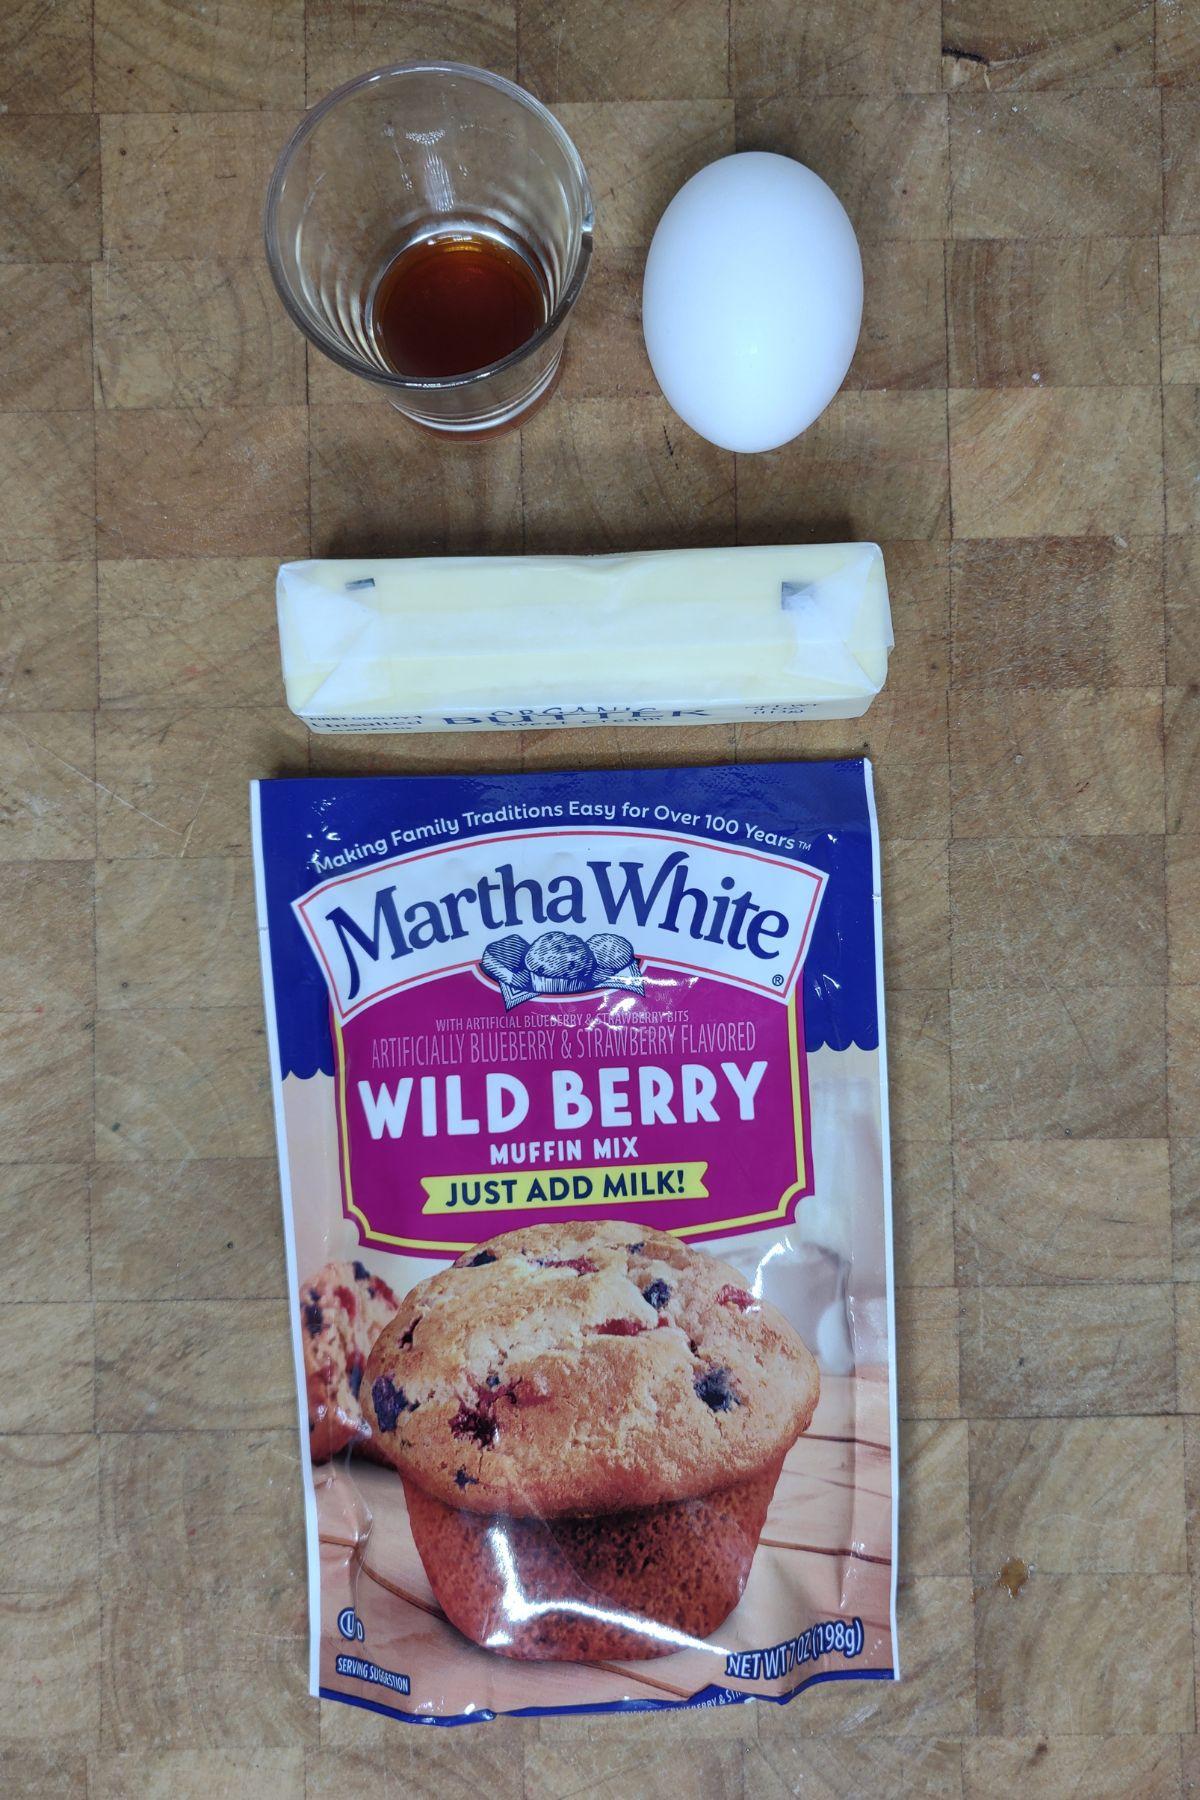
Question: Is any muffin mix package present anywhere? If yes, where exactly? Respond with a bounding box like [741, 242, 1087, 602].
[251, 759, 898, 1724]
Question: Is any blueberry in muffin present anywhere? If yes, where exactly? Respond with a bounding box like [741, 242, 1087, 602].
[362, 1221, 819, 1660]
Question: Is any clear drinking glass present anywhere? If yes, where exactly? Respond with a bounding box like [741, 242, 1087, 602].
[264, 63, 593, 437]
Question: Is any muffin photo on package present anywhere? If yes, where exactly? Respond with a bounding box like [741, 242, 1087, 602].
[363, 1220, 819, 1660]
[301, 1259, 399, 1463]
[252, 759, 897, 1723]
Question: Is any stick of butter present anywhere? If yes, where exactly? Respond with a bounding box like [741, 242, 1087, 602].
[276, 543, 892, 734]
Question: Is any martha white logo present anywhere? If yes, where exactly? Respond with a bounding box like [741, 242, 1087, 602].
[294, 828, 826, 1021]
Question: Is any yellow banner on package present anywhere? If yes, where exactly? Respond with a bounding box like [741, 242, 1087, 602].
[421, 1163, 710, 1215]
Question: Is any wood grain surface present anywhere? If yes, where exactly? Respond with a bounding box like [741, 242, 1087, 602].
[0, 0, 1195, 1794]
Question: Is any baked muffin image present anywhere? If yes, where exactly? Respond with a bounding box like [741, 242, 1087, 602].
[481, 933, 531, 985]
[302, 1260, 400, 1463]
[587, 931, 636, 975]
[362, 1221, 819, 1661]
[524, 930, 596, 993]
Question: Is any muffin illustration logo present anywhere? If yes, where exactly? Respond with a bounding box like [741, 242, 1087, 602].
[481, 928, 645, 1007]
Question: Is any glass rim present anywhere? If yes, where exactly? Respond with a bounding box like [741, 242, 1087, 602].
[263, 60, 595, 393]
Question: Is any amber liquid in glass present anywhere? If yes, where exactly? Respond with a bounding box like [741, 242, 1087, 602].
[372, 230, 548, 380]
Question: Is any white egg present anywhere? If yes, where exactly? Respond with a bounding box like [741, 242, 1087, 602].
[642, 152, 863, 454]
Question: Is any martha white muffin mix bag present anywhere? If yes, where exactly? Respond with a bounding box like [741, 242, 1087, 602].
[252, 759, 898, 1723]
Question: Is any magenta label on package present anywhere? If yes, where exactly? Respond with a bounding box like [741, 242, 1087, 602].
[292, 827, 825, 1254]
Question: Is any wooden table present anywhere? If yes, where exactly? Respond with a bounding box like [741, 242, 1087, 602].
[0, 1, 1196, 1793]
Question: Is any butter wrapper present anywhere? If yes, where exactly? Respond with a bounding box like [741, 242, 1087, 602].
[276, 544, 892, 734]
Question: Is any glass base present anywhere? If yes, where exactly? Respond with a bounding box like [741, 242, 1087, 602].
[384, 348, 564, 440]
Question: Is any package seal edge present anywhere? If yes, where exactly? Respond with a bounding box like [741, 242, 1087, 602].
[865, 757, 902, 1684]
[251, 778, 323, 1698]
[316, 1664, 899, 1729]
